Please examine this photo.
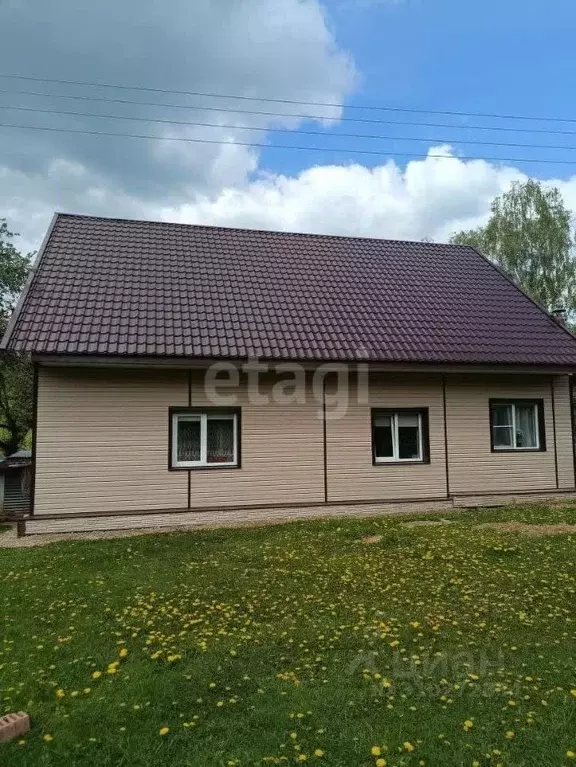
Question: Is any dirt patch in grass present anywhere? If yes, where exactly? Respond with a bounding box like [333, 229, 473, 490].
[360, 534, 383, 544]
[481, 521, 576, 536]
[402, 518, 454, 528]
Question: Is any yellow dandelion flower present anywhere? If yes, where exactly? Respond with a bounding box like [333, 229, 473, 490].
[371, 746, 382, 756]
[83, 688, 91, 694]
[159, 727, 169, 736]
[505, 731, 515, 740]
[297, 755, 308, 762]
[290, 732, 298, 739]
[119, 648, 128, 658]
[403, 742, 415, 752]
[566, 750, 575, 759]
[463, 720, 474, 731]
[92, 671, 102, 679]
[376, 760, 387, 767]
[571, 690, 576, 697]
[56, 689, 65, 699]
[43, 734, 53, 743]
[314, 749, 325, 758]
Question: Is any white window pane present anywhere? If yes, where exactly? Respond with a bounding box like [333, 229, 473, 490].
[492, 404, 513, 427]
[374, 419, 394, 458]
[398, 413, 419, 427]
[207, 417, 235, 464]
[493, 425, 514, 448]
[515, 405, 538, 448]
[398, 424, 420, 459]
[177, 419, 201, 462]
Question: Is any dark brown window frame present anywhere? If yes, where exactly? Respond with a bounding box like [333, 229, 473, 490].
[371, 407, 430, 466]
[488, 399, 546, 453]
[168, 406, 242, 471]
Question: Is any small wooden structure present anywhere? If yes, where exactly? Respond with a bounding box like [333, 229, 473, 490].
[0, 450, 32, 519]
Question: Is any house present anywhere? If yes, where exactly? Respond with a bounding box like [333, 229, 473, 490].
[2, 213, 576, 535]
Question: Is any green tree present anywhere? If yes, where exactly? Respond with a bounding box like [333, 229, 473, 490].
[0, 220, 32, 456]
[450, 179, 576, 314]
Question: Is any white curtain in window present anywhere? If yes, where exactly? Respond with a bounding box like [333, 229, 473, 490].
[515, 405, 537, 448]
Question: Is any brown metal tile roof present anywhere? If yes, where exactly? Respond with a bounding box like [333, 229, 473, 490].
[3, 213, 576, 365]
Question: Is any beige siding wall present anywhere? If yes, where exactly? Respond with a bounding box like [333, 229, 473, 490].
[36, 368, 189, 514]
[185, 372, 324, 508]
[35, 367, 325, 515]
[553, 375, 575, 489]
[35, 367, 575, 516]
[326, 374, 448, 502]
[446, 374, 574, 494]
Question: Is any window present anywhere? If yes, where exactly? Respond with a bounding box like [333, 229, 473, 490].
[489, 400, 545, 452]
[372, 409, 429, 464]
[170, 409, 240, 469]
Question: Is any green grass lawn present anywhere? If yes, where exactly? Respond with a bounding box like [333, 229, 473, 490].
[1, 506, 575, 767]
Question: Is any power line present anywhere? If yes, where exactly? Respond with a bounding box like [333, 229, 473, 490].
[3, 103, 576, 153]
[3, 119, 576, 166]
[1, 72, 576, 124]
[3, 87, 576, 138]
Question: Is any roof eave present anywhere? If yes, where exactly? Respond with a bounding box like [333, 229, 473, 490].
[30, 353, 576, 375]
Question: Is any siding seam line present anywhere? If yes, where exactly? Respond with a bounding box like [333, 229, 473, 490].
[188, 369, 191, 509]
[442, 374, 450, 497]
[322, 375, 328, 504]
[30, 363, 39, 517]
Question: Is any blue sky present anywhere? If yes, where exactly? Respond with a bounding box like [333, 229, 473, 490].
[264, 0, 576, 179]
[1, 0, 575, 251]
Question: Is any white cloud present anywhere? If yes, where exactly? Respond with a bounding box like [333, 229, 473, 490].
[0, 0, 355, 248]
[164, 146, 530, 242]
[2, 2, 576, 256]
[6, 146, 576, 256]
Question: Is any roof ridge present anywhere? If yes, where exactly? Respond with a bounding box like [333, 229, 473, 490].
[53, 211, 478, 251]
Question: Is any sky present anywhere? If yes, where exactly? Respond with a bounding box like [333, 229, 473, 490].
[1, 0, 576, 253]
